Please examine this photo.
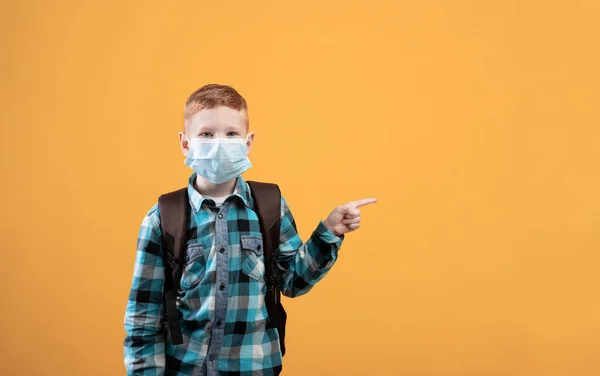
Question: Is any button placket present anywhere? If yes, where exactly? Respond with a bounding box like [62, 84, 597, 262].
[205, 203, 230, 366]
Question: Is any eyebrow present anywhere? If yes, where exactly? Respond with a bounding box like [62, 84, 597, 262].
[196, 126, 241, 135]
[195, 125, 213, 135]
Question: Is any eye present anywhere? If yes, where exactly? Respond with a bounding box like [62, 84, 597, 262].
[227, 132, 239, 137]
[198, 132, 213, 138]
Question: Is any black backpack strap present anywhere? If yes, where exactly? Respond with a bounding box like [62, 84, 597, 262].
[246, 181, 287, 355]
[157, 187, 189, 345]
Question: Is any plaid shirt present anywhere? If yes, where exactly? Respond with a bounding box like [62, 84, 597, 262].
[123, 173, 344, 376]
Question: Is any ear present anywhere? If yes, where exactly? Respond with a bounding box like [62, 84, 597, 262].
[178, 131, 189, 157]
[246, 132, 255, 155]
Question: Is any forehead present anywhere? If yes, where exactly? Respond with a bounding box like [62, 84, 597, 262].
[186, 106, 246, 133]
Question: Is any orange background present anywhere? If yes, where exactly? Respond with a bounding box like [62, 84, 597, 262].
[2, 1, 599, 375]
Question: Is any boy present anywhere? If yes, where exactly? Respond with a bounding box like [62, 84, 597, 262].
[123, 84, 376, 375]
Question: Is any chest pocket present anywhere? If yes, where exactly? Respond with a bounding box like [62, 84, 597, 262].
[179, 243, 206, 289]
[240, 235, 265, 281]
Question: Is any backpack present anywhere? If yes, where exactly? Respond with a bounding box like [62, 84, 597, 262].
[157, 181, 288, 356]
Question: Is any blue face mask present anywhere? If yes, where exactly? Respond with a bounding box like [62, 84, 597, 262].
[184, 136, 252, 184]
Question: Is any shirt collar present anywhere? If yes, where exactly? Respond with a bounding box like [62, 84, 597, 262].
[187, 172, 253, 213]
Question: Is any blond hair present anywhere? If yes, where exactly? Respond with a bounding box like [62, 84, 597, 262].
[184, 84, 248, 127]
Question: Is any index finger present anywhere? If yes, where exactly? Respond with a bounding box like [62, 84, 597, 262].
[350, 198, 378, 208]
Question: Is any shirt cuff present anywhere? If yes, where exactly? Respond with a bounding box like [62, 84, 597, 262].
[315, 220, 344, 244]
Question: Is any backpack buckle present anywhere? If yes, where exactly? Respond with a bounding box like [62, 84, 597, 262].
[267, 274, 279, 290]
[165, 252, 180, 270]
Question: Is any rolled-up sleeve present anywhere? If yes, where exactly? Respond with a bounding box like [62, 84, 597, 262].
[275, 196, 344, 298]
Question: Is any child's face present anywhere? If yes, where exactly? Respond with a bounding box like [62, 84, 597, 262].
[179, 106, 253, 157]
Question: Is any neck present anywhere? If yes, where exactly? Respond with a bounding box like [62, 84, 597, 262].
[194, 176, 238, 197]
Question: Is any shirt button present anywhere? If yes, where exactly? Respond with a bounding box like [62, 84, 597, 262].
[209, 354, 215, 361]
[219, 247, 225, 253]
[257, 245, 261, 251]
[218, 213, 223, 219]
[219, 284, 225, 291]
[216, 320, 222, 327]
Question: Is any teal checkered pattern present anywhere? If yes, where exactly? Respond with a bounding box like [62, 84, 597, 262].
[124, 173, 344, 375]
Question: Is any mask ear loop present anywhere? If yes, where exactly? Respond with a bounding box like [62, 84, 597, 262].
[245, 133, 253, 155]
[182, 134, 191, 158]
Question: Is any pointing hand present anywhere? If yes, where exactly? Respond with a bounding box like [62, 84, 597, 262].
[323, 198, 377, 237]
